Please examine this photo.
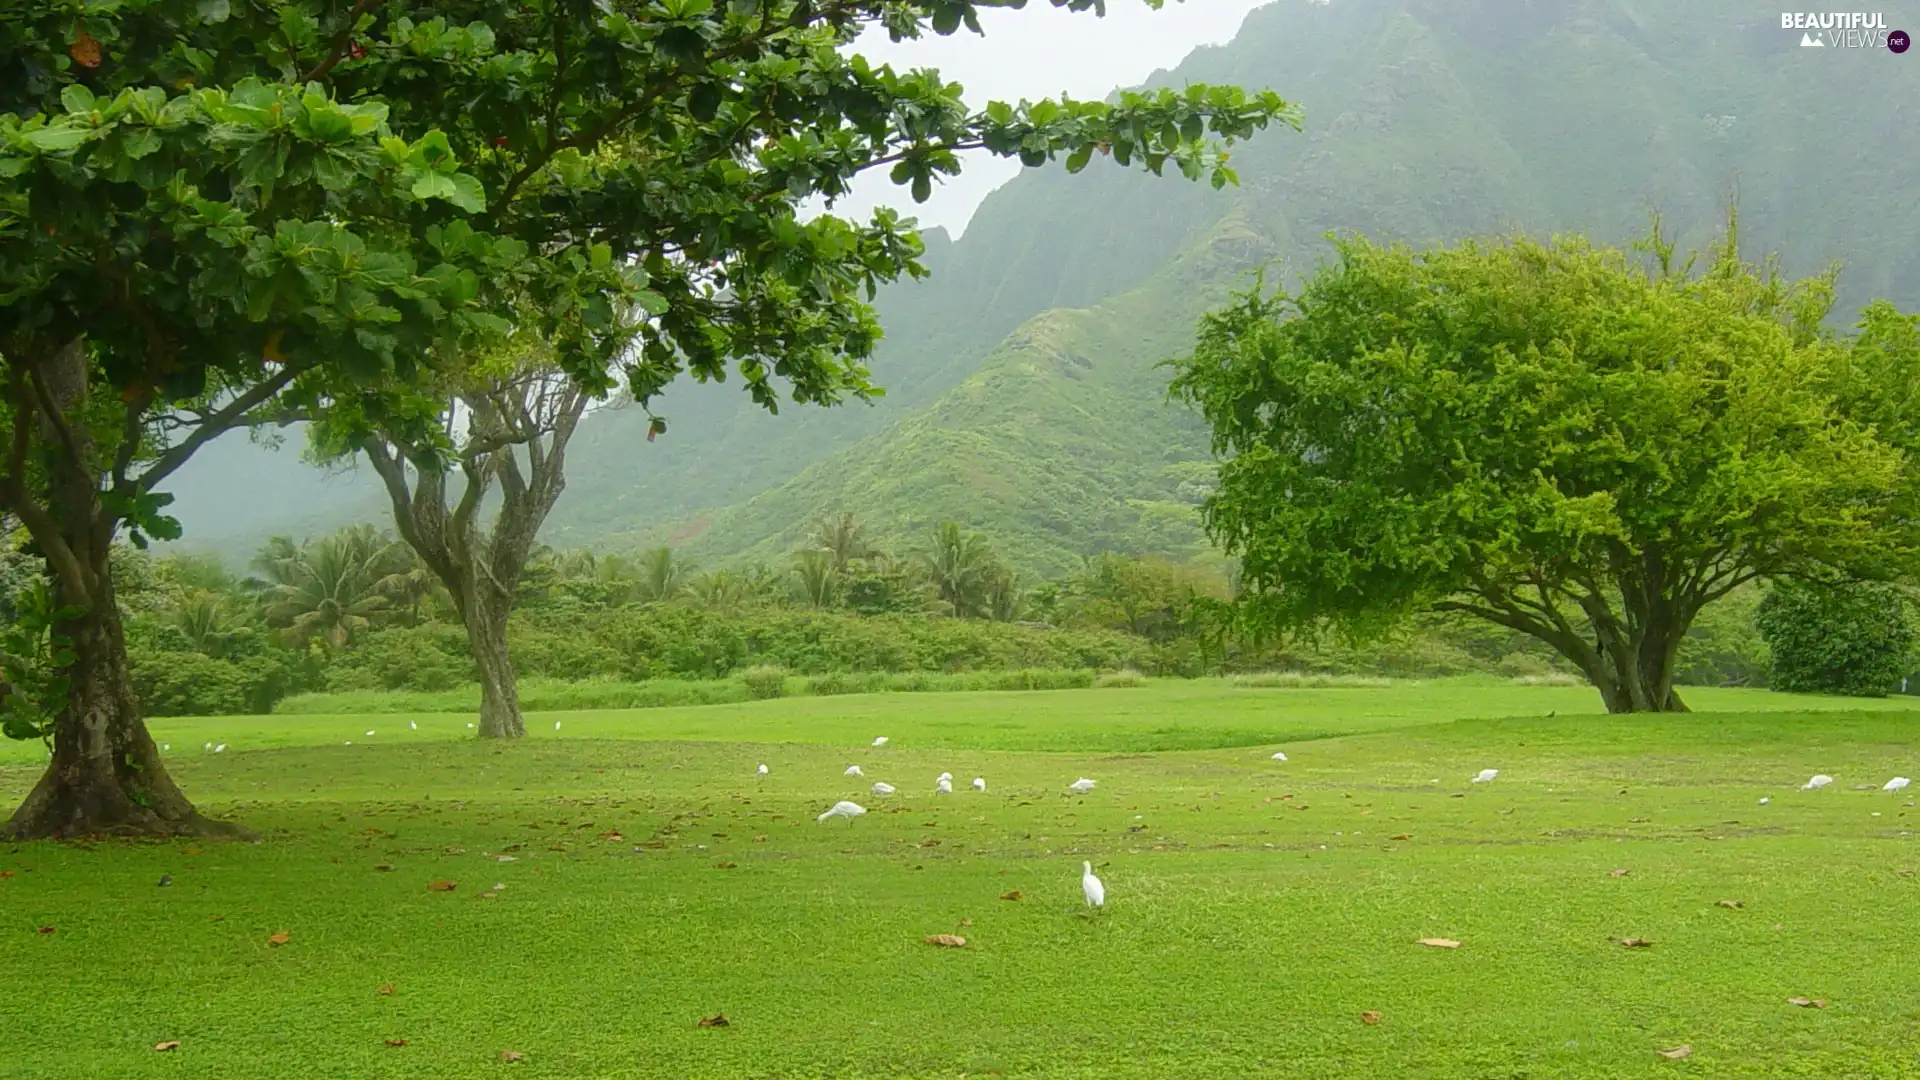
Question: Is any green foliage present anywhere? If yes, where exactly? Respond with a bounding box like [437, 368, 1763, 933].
[0, 579, 82, 741]
[740, 665, 790, 700]
[1171, 221, 1920, 712]
[1755, 580, 1917, 697]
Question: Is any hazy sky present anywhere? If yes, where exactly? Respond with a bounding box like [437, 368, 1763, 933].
[819, 0, 1275, 238]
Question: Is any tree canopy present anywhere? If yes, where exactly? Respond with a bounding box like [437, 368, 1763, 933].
[0, 0, 1295, 836]
[1171, 220, 1920, 713]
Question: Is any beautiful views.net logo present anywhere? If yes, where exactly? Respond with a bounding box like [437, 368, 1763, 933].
[1781, 11, 1910, 50]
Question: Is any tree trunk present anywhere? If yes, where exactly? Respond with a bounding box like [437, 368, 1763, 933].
[464, 592, 525, 739]
[3, 574, 238, 839]
[1582, 639, 1690, 715]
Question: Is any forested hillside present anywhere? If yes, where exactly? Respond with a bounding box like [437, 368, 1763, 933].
[162, 0, 1920, 573]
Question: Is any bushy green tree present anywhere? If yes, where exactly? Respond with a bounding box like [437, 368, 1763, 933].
[1, 0, 1293, 836]
[1172, 219, 1920, 713]
[1755, 579, 1915, 697]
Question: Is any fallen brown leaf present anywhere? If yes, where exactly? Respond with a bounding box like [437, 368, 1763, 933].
[36, 926, 54, 935]
[443, 846, 464, 855]
[1620, 937, 1654, 948]
[1359, 1011, 1382, 1025]
[1629, 817, 1649, 824]
[374, 864, 395, 872]
[0, 870, 12, 879]
[477, 891, 497, 899]
[1716, 899, 1744, 909]
[153, 1041, 180, 1052]
[377, 983, 396, 996]
[753, 835, 767, 842]
[1609, 869, 1630, 877]
[714, 861, 737, 869]
[1390, 834, 1412, 841]
[266, 931, 291, 947]
[384, 1039, 407, 1048]
[1416, 938, 1461, 949]
[924, 934, 967, 947]
[1657, 1044, 1692, 1060]
[599, 831, 624, 842]
[1000, 891, 1023, 901]
[698, 1013, 730, 1028]
[919, 838, 941, 847]
[499, 1049, 525, 1062]
[1786, 996, 1826, 1009]
[427, 880, 457, 892]
[958, 917, 973, 927]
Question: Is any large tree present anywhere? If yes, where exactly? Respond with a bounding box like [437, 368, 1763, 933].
[1, 0, 1295, 834]
[1171, 222, 1920, 713]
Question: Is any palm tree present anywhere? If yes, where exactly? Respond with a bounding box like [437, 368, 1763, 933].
[689, 569, 753, 610]
[809, 511, 876, 573]
[632, 546, 693, 602]
[983, 566, 1026, 623]
[916, 522, 1000, 618]
[791, 548, 838, 608]
[167, 590, 254, 658]
[253, 525, 416, 648]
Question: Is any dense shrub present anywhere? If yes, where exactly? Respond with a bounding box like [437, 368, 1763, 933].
[1755, 580, 1916, 697]
[125, 623, 318, 716]
[321, 623, 476, 692]
[741, 665, 790, 699]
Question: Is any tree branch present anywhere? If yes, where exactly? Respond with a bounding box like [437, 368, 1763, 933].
[133, 363, 304, 492]
[301, 0, 386, 82]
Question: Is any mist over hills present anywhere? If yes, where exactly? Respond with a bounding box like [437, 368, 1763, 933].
[162, 0, 1920, 575]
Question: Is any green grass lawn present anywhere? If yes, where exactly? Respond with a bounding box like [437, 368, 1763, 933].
[4, 679, 1919, 1078]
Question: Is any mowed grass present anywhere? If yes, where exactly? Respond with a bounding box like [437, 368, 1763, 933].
[3, 680, 1920, 1079]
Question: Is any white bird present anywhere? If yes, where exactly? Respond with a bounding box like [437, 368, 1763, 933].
[1271, 752, 1288, 762]
[1082, 861, 1105, 908]
[935, 777, 953, 795]
[937, 772, 952, 782]
[554, 721, 562, 731]
[162, 744, 169, 751]
[1759, 797, 1771, 805]
[817, 800, 867, 824]
[1803, 774, 1834, 790]
[872, 782, 896, 796]
[203, 742, 212, 751]
[213, 744, 227, 753]
[365, 730, 376, 737]
[1471, 768, 1498, 784]
[1885, 777, 1911, 792]
[410, 721, 418, 730]
[467, 722, 475, 728]
[757, 763, 769, 776]
[872, 736, 888, 747]
[972, 777, 986, 792]
[1069, 778, 1096, 794]
[845, 765, 863, 777]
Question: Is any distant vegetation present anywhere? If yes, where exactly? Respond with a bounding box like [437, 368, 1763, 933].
[1, 508, 1807, 718]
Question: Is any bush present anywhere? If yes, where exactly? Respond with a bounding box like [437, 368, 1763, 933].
[740, 665, 790, 699]
[1093, 669, 1149, 688]
[1755, 580, 1916, 697]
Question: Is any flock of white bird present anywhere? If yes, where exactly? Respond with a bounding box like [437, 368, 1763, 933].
[785, 741, 1916, 910]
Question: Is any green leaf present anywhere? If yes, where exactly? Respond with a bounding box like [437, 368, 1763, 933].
[1064, 144, 1093, 174]
[60, 85, 98, 115]
[445, 173, 486, 213]
[689, 83, 722, 123]
[22, 124, 91, 152]
[410, 170, 457, 202]
[633, 289, 669, 316]
[197, 0, 231, 22]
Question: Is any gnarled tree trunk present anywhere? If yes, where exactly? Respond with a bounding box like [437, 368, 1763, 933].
[463, 586, 524, 738]
[359, 370, 587, 739]
[4, 573, 233, 838]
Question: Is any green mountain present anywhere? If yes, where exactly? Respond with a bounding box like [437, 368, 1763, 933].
[162, 0, 1920, 575]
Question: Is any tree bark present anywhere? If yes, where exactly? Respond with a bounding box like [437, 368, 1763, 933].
[465, 589, 525, 739]
[3, 573, 237, 839]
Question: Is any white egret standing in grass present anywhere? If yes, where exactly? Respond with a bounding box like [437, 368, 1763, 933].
[214, 744, 227, 753]
[467, 722, 475, 729]
[554, 721, 562, 731]
[1885, 777, 1911, 793]
[817, 800, 867, 824]
[1271, 752, 1288, 762]
[1082, 861, 1105, 908]
[937, 771, 952, 782]
[1471, 769, 1498, 784]
[410, 721, 418, 730]
[872, 782, 896, 796]
[757, 763, 769, 776]
[1803, 774, 1834, 790]
[1069, 778, 1096, 794]
[872, 736, 888, 747]
[845, 765, 863, 777]
[365, 730, 376, 737]
[935, 777, 953, 795]
[972, 777, 986, 792]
